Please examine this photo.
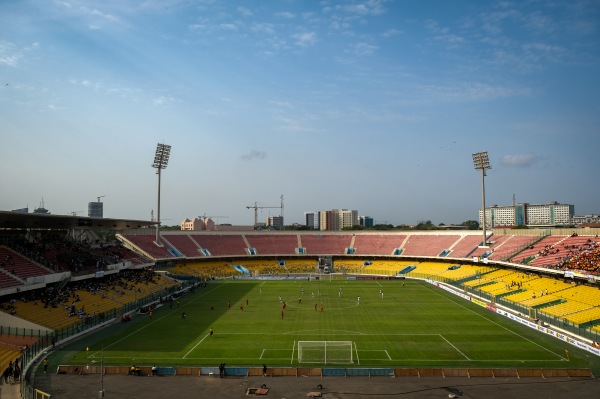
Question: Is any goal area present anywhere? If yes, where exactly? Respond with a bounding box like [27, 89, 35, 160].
[297, 341, 354, 364]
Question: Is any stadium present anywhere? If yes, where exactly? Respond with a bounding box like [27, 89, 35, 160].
[1, 210, 600, 398]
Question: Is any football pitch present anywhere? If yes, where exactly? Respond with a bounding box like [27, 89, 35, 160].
[67, 279, 598, 371]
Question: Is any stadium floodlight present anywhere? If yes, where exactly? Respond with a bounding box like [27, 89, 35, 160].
[152, 143, 171, 246]
[472, 151, 491, 247]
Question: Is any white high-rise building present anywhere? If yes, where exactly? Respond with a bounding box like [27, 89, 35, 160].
[308, 209, 358, 230]
[479, 202, 574, 228]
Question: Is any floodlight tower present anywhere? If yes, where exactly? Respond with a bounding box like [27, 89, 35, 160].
[472, 151, 491, 247]
[152, 143, 171, 245]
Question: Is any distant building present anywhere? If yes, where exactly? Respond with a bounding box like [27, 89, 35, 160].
[479, 202, 574, 228]
[265, 216, 284, 230]
[88, 201, 104, 218]
[181, 217, 253, 231]
[572, 214, 600, 226]
[319, 210, 333, 231]
[359, 216, 374, 228]
[181, 217, 215, 231]
[304, 212, 320, 230]
[309, 209, 358, 231]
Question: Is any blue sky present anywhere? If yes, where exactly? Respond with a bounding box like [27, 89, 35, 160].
[1, 0, 599, 226]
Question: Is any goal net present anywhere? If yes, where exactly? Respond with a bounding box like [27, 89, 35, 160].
[297, 341, 353, 364]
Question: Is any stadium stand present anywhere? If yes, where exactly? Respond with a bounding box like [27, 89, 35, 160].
[120, 234, 175, 259]
[245, 234, 299, 255]
[446, 234, 486, 258]
[300, 234, 353, 255]
[190, 234, 248, 256]
[351, 234, 407, 255]
[0, 246, 53, 279]
[401, 234, 461, 257]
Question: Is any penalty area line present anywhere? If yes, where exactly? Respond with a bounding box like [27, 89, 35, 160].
[183, 333, 210, 359]
[440, 334, 470, 360]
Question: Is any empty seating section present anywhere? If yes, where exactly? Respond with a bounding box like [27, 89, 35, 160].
[0, 271, 21, 289]
[301, 235, 352, 255]
[102, 245, 151, 265]
[234, 259, 284, 275]
[503, 276, 575, 305]
[121, 235, 174, 259]
[464, 269, 511, 287]
[334, 259, 365, 274]
[191, 234, 248, 256]
[351, 234, 406, 255]
[404, 262, 450, 278]
[447, 235, 484, 258]
[245, 235, 299, 255]
[463, 269, 518, 293]
[510, 235, 565, 265]
[282, 259, 316, 273]
[401, 235, 460, 257]
[171, 261, 239, 278]
[0, 246, 52, 279]
[485, 235, 538, 261]
[362, 260, 417, 274]
[161, 235, 202, 257]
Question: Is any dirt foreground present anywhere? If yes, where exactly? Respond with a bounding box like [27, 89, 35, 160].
[30, 372, 600, 399]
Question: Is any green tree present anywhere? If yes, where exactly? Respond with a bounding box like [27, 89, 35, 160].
[461, 220, 479, 230]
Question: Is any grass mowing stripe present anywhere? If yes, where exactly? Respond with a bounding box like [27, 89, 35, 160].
[422, 281, 566, 361]
[183, 333, 210, 358]
[440, 334, 470, 360]
[62, 279, 595, 371]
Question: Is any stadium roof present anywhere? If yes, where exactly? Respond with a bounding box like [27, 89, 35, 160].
[0, 210, 157, 230]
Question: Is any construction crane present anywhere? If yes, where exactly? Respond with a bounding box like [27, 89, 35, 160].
[246, 195, 284, 230]
[97, 195, 106, 202]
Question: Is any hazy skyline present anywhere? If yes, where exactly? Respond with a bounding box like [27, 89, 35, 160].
[1, 1, 599, 226]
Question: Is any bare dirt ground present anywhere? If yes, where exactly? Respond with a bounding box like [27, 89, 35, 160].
[29, 372, 600, 399]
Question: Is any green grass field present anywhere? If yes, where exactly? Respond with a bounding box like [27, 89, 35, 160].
[64, 279, 600, 372]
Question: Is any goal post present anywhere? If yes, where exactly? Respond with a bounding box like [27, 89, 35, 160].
[297, 341, 354, 364]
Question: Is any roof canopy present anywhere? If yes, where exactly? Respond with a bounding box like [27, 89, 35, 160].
[0, 211, 156, 230]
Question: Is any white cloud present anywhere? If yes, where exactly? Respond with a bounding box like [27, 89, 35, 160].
[220, 23, 238, 31]
[237, 6, 253, 17]
[0, 42, 20, 66]
[348, 42, 378, 56]
[501, 154, 538, 167]
[420, 82, 531, 103]
[251, 23, 276, 35]
[382, 28, 401, 38]
[292, 32, 317, 47]
[337, 1, 387, 16]
[239, 149, 267, 161]
[276, 11, 295, 19]
[152, 95, 177, 106]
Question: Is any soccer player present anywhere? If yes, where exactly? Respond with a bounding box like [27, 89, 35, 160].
[210, 328, 214, 337]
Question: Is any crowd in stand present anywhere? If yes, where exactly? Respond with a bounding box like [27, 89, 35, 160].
[1, 235, 149, 276]
[523, 236, 599, 274]
[1, 268, 160, 321]
[558, 241, 600, 273]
